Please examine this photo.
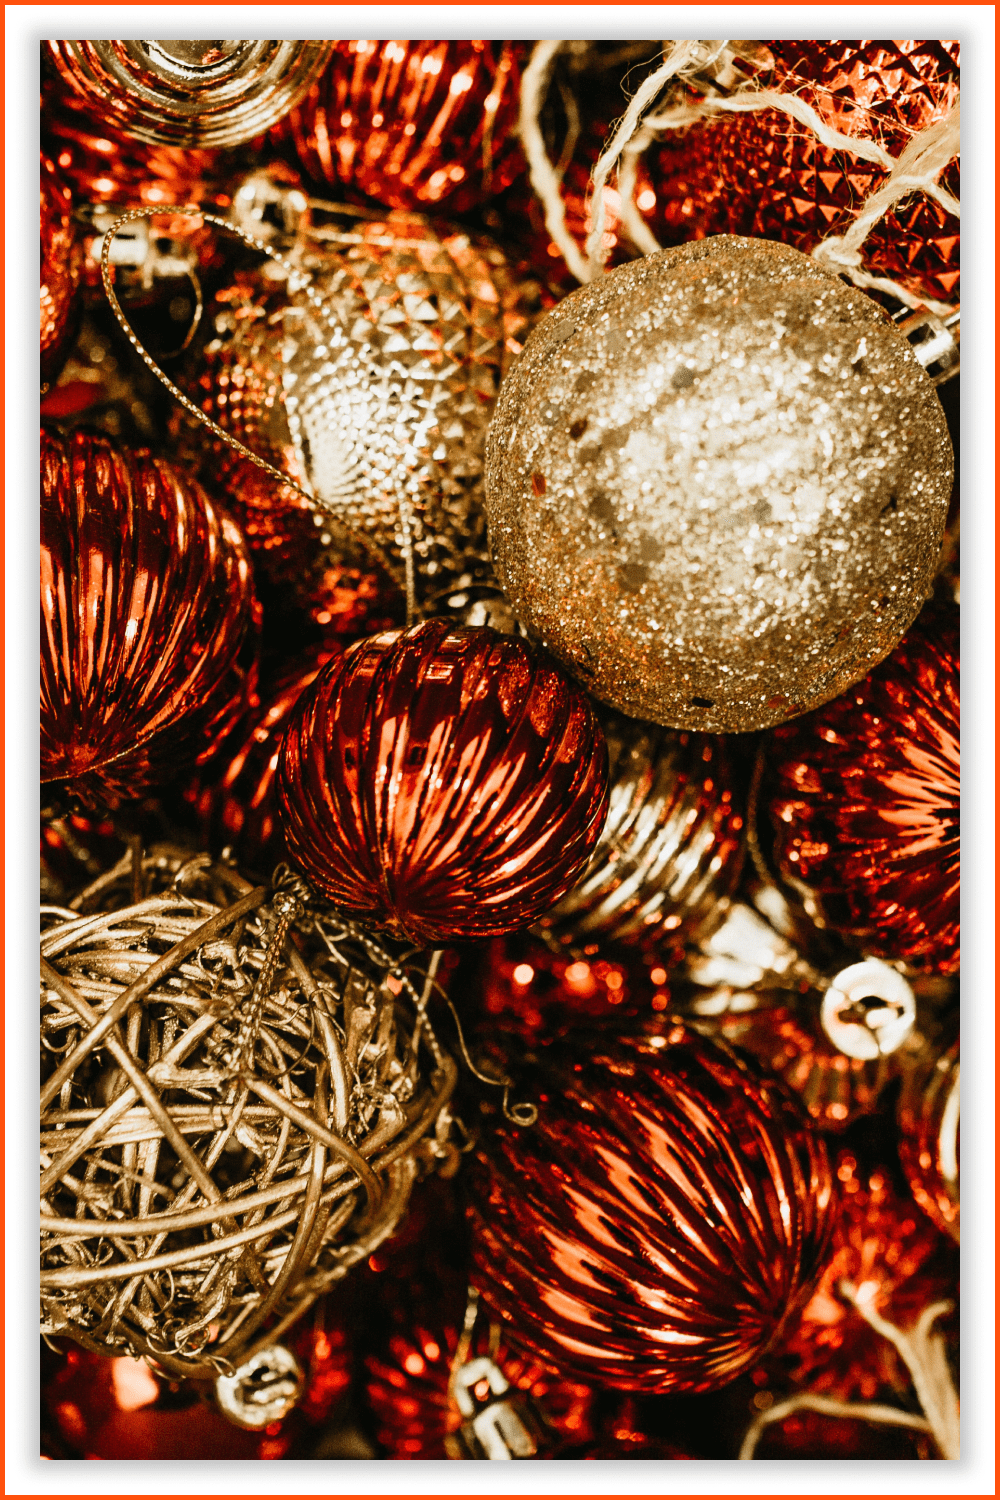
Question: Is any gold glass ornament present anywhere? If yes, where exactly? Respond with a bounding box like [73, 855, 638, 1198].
[44, 41, 334, 149]
[485, 236, 952, 732]
[39, 846, 456, 1378]
[535, 713, 744, 951]
[183, 202, 543, 615]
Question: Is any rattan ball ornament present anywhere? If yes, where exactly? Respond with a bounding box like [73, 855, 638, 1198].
[40, 846, 456, 1381]
[485, 235, 953, 732]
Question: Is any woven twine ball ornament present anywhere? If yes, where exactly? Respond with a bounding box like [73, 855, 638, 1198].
[40, 845, 457, 1383]
[183, 203, 543, 619]
[535, 713, 744, 952]
[485, 235, 952, 732]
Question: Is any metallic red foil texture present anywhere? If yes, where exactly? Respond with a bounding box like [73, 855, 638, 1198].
[40, 426, 259, 809]
[648, 40, 960, 307]
[276, 41, 526, 213]
[40, 153, 82, 387]
[469, 1027, 835, 1392]
[277, 620, 609, 944]
[767, 603, 959, 974]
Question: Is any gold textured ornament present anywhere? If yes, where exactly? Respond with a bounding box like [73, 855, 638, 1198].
[39, 846, 456, 1377]
[485, 236, 953, 732]
[186, 205, 542, 614]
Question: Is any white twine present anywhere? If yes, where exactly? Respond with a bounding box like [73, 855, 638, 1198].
[523, 41, 960, 310]
[741, 1283, 959, 1460]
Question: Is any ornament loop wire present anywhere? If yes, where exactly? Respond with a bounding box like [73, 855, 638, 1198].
[99, 205, 414, 618]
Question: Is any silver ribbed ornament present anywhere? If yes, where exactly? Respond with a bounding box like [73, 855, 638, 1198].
[535, 714, 744, 951]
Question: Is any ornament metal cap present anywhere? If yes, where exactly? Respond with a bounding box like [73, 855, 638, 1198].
[215, 1345, 303, 1429]
[46, 40, 335, 147]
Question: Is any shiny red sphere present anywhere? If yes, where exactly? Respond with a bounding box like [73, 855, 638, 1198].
[469, 1027, 835, 1392]
[40, 153, 81, 387]
[647, 39, 960, 307]
[766, 604, 959, 974]
[40, 426, 260, 809]
[276, 40, 527, 213]
[277, 620, 609, 944]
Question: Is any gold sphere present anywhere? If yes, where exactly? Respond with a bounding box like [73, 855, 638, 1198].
[485, 236, 952, 731]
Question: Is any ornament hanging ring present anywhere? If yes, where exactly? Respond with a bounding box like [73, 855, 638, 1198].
[99, 205, 414, 617]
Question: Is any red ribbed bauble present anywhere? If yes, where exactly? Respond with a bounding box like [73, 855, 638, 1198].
[775, 1151, 957, 1403]
[40, 153, 82, 388]
[276, 41, 527, 212]
[766, 604, 959, 975]
[40, 427, 259, 809]
[189, 642, 340, 870]
[469, 1026, 835, 1392]
[277, 620, 609, 944]
[647, 40, 960, 306]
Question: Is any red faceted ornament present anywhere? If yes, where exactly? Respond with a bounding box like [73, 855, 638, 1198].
[774, 1151, 957, 1404]
[277, 620, 609, 945]
[189, 642, 341, 871]
[276, 41, 527, 213]
[766, 604, 959, 975]
[40, 426, 260, 809]
[646, 40, 960, 306]
[40, 153, 82, 389]
[469, 1027, 836, 1393]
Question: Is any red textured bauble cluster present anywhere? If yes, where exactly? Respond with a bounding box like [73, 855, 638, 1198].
[277, 620, 609, 944]
[276, 41, 527, 213]
[647, 39, 960, 306]
[40, 153, 82, 389]
[766, 604, 959, 974]
[774, 1151, 957, 1404]
[469, 1027, 835, 1393]
[40, 426, 260, 809]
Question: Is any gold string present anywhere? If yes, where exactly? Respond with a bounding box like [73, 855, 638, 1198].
[99, 205, 415, 619]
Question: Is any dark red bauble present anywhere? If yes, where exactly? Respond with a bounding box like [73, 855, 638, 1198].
[40, 426, 260, 809]
[469, 1027, 835, 1393]
[189, 642, 340, 871]
[774, 1151, 957, 1404]
[277, 620, 609, 944]
[275, 41, 527, 213]
[646, 40, 960, 307]
[40, 153, 82, 388]
[898, 1020, 960, 1242]
[766, 604, 959, 975]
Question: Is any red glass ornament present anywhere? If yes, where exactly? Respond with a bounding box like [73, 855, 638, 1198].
[40, 153, 82, 388]
[469, 1027, 835, 1393]
[276, 41, 527, 213]
[750, 1405, 930, 1459]
[365, 1306, 595, 1459]
[774, 1151, 957, 1404]
[766, 604, 959, 975]
[897, 1021, 960, 1241]
[189, 642, 341, 871]
[40, 808, 123, 905]
[646, 40, 960, 306]
[40, 426, 260, 809]
[277, 620, 609, 945]
[42, 1313, 350, 1460]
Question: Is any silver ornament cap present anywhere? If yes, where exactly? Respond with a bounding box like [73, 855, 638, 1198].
[485, 236, 952, 732]
[215, 1344, 304, 1429]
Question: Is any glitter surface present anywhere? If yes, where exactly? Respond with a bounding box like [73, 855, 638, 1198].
[485, 236, 952, 733]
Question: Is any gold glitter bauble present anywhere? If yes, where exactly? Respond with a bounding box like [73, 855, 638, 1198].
[485, 236, 952, 732]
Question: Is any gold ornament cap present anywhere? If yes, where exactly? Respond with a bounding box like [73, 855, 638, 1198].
[485, 236, 953, 732]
